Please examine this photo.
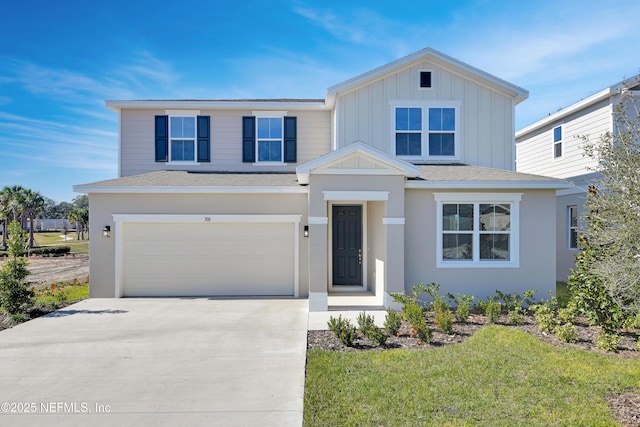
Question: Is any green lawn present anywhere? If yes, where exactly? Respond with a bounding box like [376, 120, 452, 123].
[30, 231, 89, 254]
[34, 283, 89, 309]
[304, 326, 640, 426]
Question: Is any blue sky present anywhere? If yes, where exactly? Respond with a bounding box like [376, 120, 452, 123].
[1, 0, 639, 203]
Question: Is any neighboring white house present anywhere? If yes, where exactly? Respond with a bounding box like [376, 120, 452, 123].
[75, 47, 569, 311]
[515, 77, 640, 282]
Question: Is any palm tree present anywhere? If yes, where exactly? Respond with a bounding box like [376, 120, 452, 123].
[69, 208, 89, 240]
[21, 189, 45, 248]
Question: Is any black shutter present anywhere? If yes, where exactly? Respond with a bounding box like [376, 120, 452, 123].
[155, 115, 168, 162]
[197, 116, 210, 162]
[242, 116, 255, 163]
[283, 116, 297, 163]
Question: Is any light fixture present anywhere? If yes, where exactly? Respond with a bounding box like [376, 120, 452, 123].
[303, 225, 309, 238]
[102, 225, 111, 238]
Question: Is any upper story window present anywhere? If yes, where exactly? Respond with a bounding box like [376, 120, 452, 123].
[391, 100, 460, 161]
[170, 116, 196, 161]
[435, 193, 521, 268]
[154, 113, 210, 163]
[242, 114, 297, 164]
[257, 117, 283, 162]
[553, 125, 563, 159]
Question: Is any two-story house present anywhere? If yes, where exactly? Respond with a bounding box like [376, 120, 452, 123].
[75, 47, 569, 311]
[515, 77, 639, 282]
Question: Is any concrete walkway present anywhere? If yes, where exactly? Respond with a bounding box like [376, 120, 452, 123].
[0, 298, 309, 426]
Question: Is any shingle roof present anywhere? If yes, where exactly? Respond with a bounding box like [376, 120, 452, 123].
[74, 170, 304, 193]
[413, 164, 561, 182]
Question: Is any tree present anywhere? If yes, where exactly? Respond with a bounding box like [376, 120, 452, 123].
[68, 208, 89, 240]
[0, 221, 34, 315]
[579, 79, 640, 314]
[21, 188, 45, 249]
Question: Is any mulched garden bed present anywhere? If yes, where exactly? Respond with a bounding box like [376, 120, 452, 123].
[308, 311, 640, 426]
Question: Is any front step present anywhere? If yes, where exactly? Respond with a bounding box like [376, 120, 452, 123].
[327, 291, 384, 309]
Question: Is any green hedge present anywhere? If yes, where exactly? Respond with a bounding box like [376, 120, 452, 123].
[0, 246, 71, 257]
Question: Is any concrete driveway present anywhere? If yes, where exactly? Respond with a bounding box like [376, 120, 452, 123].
[0, 298, 309, 426]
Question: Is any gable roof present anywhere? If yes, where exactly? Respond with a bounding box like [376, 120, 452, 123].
[516, 74, 640, 139]
[296, 141, 421, 184]
[325, 47, 529, 108]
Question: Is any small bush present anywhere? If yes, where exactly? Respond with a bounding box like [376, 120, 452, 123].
[479, 297, 502, 324]
[404, 301, 425, 328]
[414, 321, 432, 344]
[530, 304, 555, 333]
[327, 315, 358, 347]
[435, 307, 454, 334]
[366, 327, 388, 346]
[448, 293, 474, 323]
[357, 311, 376, 335]
[29, 246, 71, 257]
[595, 331, 621, 352]
[384, 309, 402, 336]
[554, 322, 578, 343]
[508, 307, 526, 326]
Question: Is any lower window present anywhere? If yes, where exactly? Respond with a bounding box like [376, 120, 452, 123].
[435, 193, 521, 267]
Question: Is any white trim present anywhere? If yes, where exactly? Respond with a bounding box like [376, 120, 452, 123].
[417, 69, 434, 90]
[164, 109, 201, 116]
[106, 100, 328, 111]
[405, 181, 571, 190]
[328, 202, 367, 292]
[389, 100, 462, 162]
[112, 214, 301, 299]
[434, 193, 521, 268]
[382, 217, 405, 225]
[434, 193, 523, 203]
[323, 191, 389, 201]
[112, 214, 302, 224]
[552, 124, 564, 161]
[252, 110, 288, 117]
[73, 185, 308, 194]
[308, 216, 329, 225]
[296, 141, 421, 184]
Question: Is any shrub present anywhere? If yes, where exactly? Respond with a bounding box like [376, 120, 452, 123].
[0, 221, 34, 315]
[366, 327, 388, 346]
[508, 307, 526, 326]
[29, 246, 71, 257]
[327, 315, 358, 347]
[384, 309, 402, 336]
[530, 303, 555, 333]
[595, 331, 621, 352]
[357, 311, 376, 335]
[554, 322, 578, 343]
[479, 297, 502, 324]
[390, 284, 429, 330]
[413, 321, 432, 344]
[568, 235, 627, 334]
[434, 307, 454, 334]
[448, 293, 474, 323]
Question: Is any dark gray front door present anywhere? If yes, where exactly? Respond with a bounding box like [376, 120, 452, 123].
[332, 205, 363, 286]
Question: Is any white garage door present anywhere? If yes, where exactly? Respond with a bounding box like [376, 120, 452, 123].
[121, 221, 296, 297]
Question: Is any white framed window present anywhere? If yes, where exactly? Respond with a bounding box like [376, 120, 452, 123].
[568, 205, 578, 249]
[434, 193, 521, 268]
[553, 125, 563, 159]
[169, 115, 196, 162]
[256, 116, 284, 163]
[390, 100, 460, 161]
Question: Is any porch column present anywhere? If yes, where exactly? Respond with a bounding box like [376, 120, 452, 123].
[308, 216, 328, 311]
[383, 218, 405, 307]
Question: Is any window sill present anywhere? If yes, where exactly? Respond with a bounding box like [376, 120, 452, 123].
[252, 162, 288, 166]
[437, 260, 519, 269]
[167, 161, 202, 165]
[397, 155, 460, 162]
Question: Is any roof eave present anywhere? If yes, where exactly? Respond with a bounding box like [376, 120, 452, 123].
[405, 180, 572, 190]
[73, 185, 308, 194]
[104, 100, 329, 111]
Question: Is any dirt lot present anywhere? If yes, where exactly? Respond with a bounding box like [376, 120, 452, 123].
[0, 256, 89, 288]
